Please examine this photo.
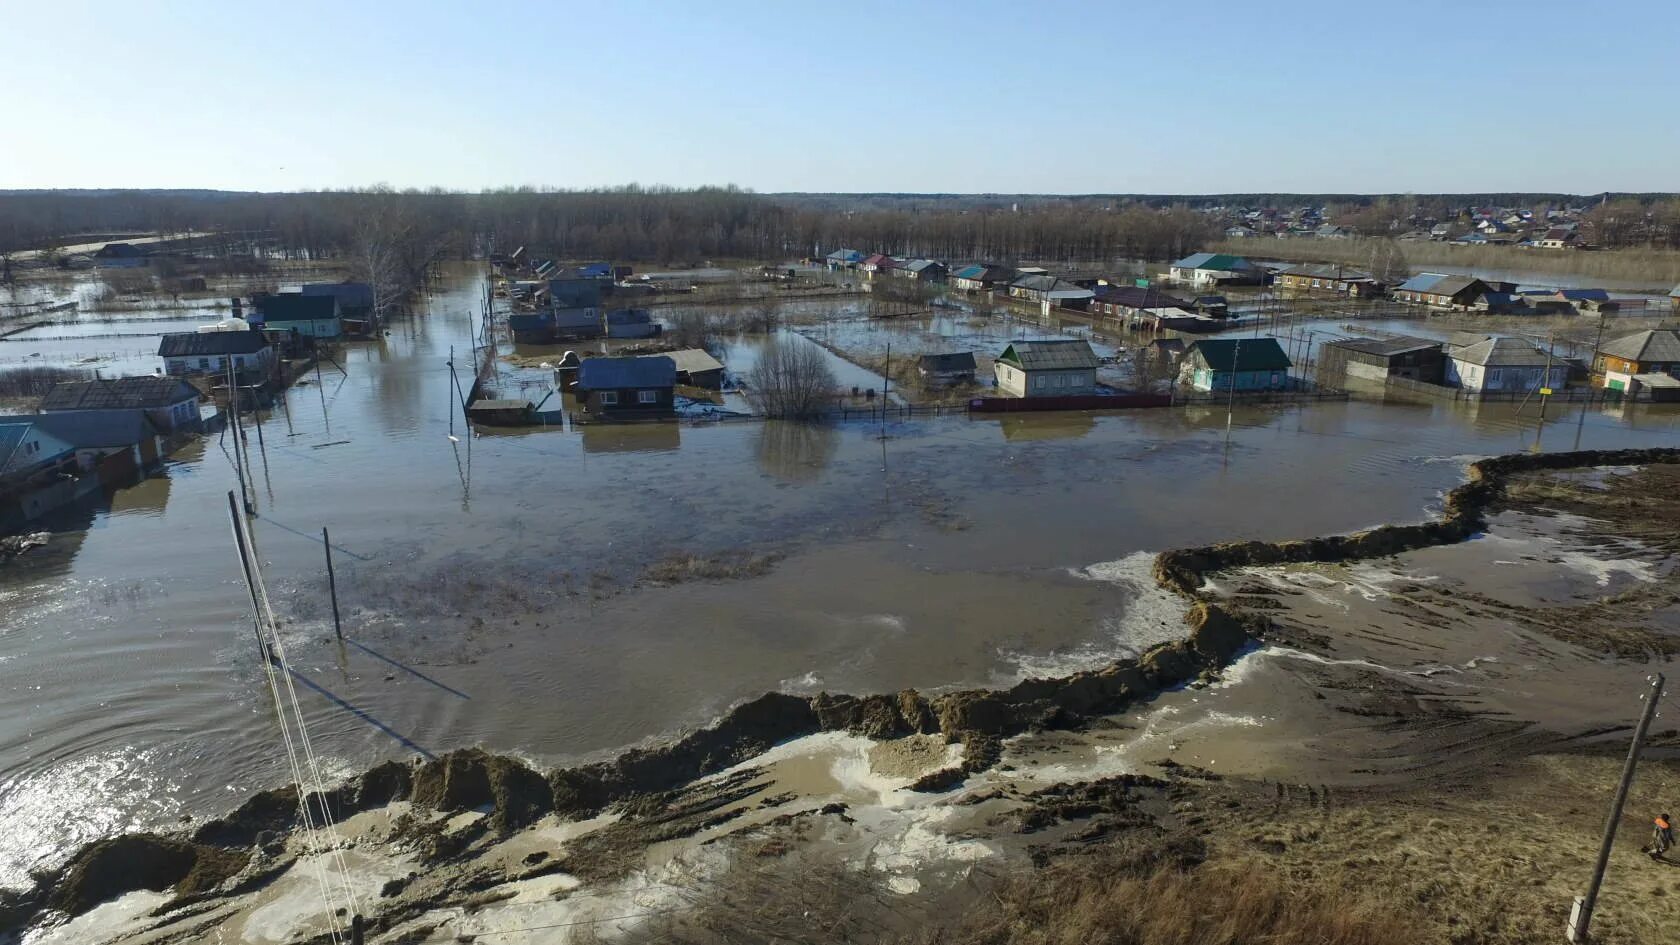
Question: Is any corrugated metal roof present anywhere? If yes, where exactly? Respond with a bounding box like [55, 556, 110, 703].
[666, 348, 724, 374]
[1278, 263, 1376, 281]
[918, 352, 977, 373]
[299, 282, 375, 308]
[952, 264, 986, 280]
[997, 340, 1100, 371]
[1599, 329, 1680, 364]
[31, 410, 156, 449]
[1092, 285, 1191, 308]
[40, 376, 197, 411]
[576, 355, 676, 390]
[903, 259, 944, 273]
[158, 331, 269, 357]
[1323, 335, 1442, 358]
[1184, 338, 1292, 373]
[1171, 253, 1255, 272]
[1449, 336, 1553, 367]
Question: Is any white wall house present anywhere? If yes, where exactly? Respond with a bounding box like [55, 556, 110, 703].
[1445, 336, 1568, 392]
[992, 340, 1100, 398]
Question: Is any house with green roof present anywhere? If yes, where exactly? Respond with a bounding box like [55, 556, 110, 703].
[1179, 338, 1293, 392]
[1168, 253, 1263, 288]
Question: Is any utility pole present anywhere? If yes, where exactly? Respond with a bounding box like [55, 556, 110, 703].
[1568, 673, 1665, 943]
[880, 339, 890, 438]
[1224, 337, 1243, 446]
[1540, 330, 1557, 421]
[226, 357, 253, 515]
[323, 527, 342, 641]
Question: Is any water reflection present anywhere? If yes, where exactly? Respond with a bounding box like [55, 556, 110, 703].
[996, 412, 1097, 442]
[581, 422, 681, 453]
[756, 420, 840, 481]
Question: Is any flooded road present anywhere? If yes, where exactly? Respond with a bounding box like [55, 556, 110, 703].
[3, 265, 1679, 888]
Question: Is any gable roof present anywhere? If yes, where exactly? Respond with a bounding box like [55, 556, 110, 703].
[1670, 284, 1680, 299]
[1184, 338, 1292, 373]
[32, 410, 158, 449]
[158, 331, 269, 357]
[1599, 329, 1680, 364]
[1278, 263, 1376, 281]
[576, 355, 676, 390]
[1395, 272, 1483, 296]
[861, 254, 897, 268]
[299, 282, 375, 309]
[1091, 284, 1191, 309]
[1552, 288, 1610, 302]
[39, 375, 198, 411]
[903, 259, 944, 273]
[666, 348, 725, 375]
[825, 248, 865, 263]
[1323, 335, 1443, 358]
[1170, 253, 1256, 272]
[1449, 336, 1554, 367]
[0, 418, 75, 475]
[996, 340, 1100, 371]
[918, 352, 977, 373]
[256, 293, 338, 322]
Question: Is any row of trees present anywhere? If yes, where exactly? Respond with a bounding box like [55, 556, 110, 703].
[0, 187, 1222, 270]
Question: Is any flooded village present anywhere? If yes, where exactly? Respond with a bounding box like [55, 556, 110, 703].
[5, 206, 1680, 945]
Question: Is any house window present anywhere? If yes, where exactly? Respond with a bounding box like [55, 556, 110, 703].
[637, 390, 658, 404]
[1034, 376, 1047, 389]
[599, 391, 619, 405]
[199, 358, 210, 369]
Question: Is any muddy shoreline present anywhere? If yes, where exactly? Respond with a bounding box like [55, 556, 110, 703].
[9, 445, 1680, 938]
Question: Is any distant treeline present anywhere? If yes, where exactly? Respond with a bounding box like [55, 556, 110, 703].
[4, 187, 1680, 268]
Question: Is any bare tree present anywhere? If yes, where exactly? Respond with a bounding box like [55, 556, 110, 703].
[664, 309, 715, 351]
[746, 337, 836, 419]
[1367, 238, 1408, 284]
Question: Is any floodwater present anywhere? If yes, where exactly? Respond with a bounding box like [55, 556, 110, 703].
[3, 265, 1680, 889]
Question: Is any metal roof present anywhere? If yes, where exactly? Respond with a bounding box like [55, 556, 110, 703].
[918, 352, 977, 373]
[666, 348, 724, 375]
[1091, 285, 1191, 309]
[1323, 335, 1443, 358]
[605, 309, 652, 325]
[1670, 284, 1680, 298]
[951, 264, 987, 280]
[1599, 329, 1680, 364]
[1184, 338, 1293, 373]
[29, 410, 157, 449]
[40, 376, 198, 411]
[996, 340, 1100, 371]
[903, 259, 944, 273]
[299, 282, 375, 309]
[1170, 253, 1255, 272]
[256, 293, 338, 322]
[1449, 336, 1554, 368]
[576, 355, 676, 390]
[158, 331, 269, 357]
[1395, 273, 1482, 297]
[1278, 263, 1376, 281]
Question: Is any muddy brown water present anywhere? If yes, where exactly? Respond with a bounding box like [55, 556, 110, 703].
[3, 265, 1680, 888]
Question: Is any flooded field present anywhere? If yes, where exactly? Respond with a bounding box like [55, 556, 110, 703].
[3, 265, 1680, 889]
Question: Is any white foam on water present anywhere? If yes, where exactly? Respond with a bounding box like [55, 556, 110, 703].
[777, 670, 825, 693]
[1000, 552, 1185, 680]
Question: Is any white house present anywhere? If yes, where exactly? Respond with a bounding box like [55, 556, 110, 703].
[1445, 336, 1568, 393]
[1167, 253, 1263, 287]
[992, 340, 1100, 398]
[157, 330, 276, 379]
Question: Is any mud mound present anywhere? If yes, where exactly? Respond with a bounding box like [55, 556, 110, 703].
[192, 785, 301, 847]
[47, 834, 247, 918]
[812, 690, 936, 738]
[411, 748, 553, 834]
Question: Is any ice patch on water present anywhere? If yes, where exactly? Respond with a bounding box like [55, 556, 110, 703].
[23, 889, 172, 945]
[999, 553, 1185, 680]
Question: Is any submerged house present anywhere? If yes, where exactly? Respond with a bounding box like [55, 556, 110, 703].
[575, 356, 676, 420]
[897, 260, 947, 283]
[1179, 338, 1292, 392]
[255, 293, 342, 338]
[1444, 335, 1567, 393]
[605, 309, 658, 339]
[950, 264, 1014, 292]
[1007, 275, 1095, 309]
[824, 249, 865, 270]
[1274, 263, 1384, 296]
[39, 375, 202, 433]
[992, 340, 1099, 398]
[1316, 336, 1445, 383]
[1393, 273, 1490, 308]
[917, 352, 977, 387]
[509, 307, 603, 344]
[1594, 329, 1680, 396]
[1167, 253, 1263, 288]
[300, 282, 377, 332]
[1089, 284, 1191, 319]
[158, 330, 275, 380]
[549, 276, 605, 308]
[667, 348, 726, 389]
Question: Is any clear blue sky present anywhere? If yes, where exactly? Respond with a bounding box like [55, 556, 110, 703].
[3, 0, 1674, 194]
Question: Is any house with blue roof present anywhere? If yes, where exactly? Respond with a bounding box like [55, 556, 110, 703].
[824, 249, 865, 270]
[575, 356, 676, 420]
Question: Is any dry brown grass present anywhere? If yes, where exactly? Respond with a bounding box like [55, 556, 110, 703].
[1209, 238, 1680, 288]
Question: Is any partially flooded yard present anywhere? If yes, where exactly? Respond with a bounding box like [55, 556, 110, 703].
[3, 265, 1680, 890]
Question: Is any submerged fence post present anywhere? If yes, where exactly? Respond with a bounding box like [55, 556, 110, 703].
[323, 526, 342, 640]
